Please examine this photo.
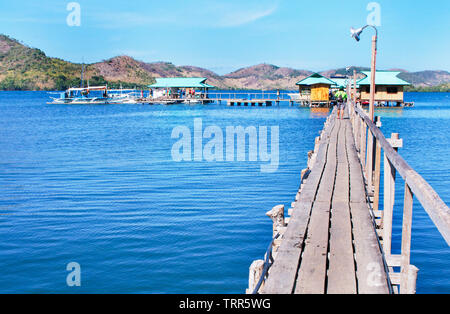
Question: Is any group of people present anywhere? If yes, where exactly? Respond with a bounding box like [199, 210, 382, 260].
[176, 88, 197, 99]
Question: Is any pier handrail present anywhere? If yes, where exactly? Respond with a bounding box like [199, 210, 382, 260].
[248, 101, 448, 294]
[207, 92, 294, 101]
[251, 233, 280, 294]
[348, 99, 450, 293]
[352, 104, 450, 245]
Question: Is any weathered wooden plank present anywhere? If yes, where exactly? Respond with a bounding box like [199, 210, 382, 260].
[345, 119, 390, 294]
[261, 202, 312, 294]
[350, 202, 390, 294]
[294, 202, 330, 294]
[294, 120, 340, 294]
[262, 113, 338, 294]
[327, 202, 357, 294]
[327, 122, 357, 294]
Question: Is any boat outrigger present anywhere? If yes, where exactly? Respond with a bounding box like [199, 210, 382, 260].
[47, 86, 141, 105]
[47, 60, 143, 105]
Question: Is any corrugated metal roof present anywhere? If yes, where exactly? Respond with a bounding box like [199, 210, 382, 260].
[357, 71, 410, 86]
[149, 77, 215, 88]
[296, 73, 336, 86]
[331, 78, 360, 89]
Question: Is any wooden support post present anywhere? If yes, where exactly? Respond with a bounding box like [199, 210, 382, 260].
[246, 260, 265, 294]
[400, 183, 414, 294]
[372, 117, 382, 209]
[373, 137, 382, 211]
[351, 108, 354, 130]
[382, 133, 402, 257]
[406, 265, 419, 294]
[360, 121, 367, 168]
[355, 115, 360, 152]
[266, 205, 285, 238]
[366, 129, 374, 188]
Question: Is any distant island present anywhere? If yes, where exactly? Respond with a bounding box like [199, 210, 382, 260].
[1, 34, 449, 92]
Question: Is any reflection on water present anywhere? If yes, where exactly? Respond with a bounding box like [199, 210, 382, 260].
[310, 108, 331, 118]
[373, 108, 405, 118]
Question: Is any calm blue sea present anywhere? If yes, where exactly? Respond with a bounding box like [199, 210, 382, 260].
[0, 91, 448, 293]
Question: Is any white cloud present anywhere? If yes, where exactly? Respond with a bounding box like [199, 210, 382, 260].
[90, 1, 279, 29]
[215, 5, 278, 27]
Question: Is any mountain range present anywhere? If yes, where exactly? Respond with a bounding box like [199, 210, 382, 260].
[1, 34, 449, 91]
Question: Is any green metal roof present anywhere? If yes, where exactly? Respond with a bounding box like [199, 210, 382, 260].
[331, 78, 360, 89]
[357, 71, 410, 86]
[296, 73, 336, 86]
[149, 77, 214, 88]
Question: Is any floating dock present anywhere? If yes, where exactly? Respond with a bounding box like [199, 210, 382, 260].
[247, 102, 450, 294]
[227, 99, 273, 107]
[136, 98, 214, 105]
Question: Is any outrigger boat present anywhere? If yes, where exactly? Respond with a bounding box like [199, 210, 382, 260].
[47, 86, 141, 105]
[108, 89, 143, 104]
[48, 86, 110, 104]
[47, 61, 142, 104]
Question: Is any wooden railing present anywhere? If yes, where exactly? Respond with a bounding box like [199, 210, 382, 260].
[348, 100, 450, 294]
[207, 92, 294, 101]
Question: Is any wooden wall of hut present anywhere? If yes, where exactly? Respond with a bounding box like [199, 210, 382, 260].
[360, 85, 405, 102]
[311, 84, 330, 101]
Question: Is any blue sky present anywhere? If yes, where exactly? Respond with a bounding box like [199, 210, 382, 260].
[0, 0, 449, 74]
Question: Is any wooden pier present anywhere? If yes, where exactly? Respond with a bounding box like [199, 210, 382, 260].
[248, 101, 450, 294]
[134, 98, 214, 105]
[209, 92, 297, 106]
[227, 99, 274, 107]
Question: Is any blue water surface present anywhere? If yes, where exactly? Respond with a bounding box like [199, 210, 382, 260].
[0, 91, 448, 293]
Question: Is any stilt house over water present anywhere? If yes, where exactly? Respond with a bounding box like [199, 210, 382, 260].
[148, 77, 214, 99]
[357, 71, 411, 106]
[296, 73, 337, 107]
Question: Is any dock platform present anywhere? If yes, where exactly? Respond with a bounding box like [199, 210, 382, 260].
[227, 99, 273, 107]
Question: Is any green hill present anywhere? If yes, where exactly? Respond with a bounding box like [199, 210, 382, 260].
[0, 35, 152, 90]
[1, 34, 449, 91]
[0, 35, 84, 90]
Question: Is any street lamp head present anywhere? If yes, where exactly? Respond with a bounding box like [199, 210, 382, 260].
[350, 27, 364, 42]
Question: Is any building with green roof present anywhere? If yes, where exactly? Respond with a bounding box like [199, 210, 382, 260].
[357, 71, 411, 104]
[149, 77, 214, 89]
[148, 77, 215, 102]
[295, 73, 336, 104]
[331, 77, 360, 90]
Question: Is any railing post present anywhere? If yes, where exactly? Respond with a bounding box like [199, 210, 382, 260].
[382, 133, 402, 257]
[373, 117, 382, 211]
[366, 129, 373, 187]
[266, 205, 285, 239]
[400, 183, 414, 294]
[246, 260, 265, 294]
[406, 265, 419, 294]
[360, 120, 367, 169]
[351, 108, 356, 140]
[355, 113, 361, 152]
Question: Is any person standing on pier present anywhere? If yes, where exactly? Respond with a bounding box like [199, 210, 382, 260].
[335, 87, 347, 120]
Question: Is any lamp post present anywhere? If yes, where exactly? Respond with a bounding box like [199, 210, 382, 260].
[351, 25, 378, 122]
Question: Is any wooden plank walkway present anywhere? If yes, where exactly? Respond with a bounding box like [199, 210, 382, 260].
[227, 99, 274, 107]
[262, 110, 390, 294]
